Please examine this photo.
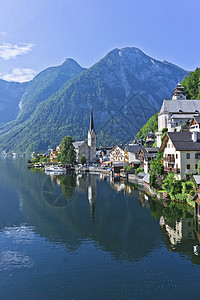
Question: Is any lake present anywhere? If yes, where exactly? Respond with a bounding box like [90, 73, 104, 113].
[0, 157, 200, 299]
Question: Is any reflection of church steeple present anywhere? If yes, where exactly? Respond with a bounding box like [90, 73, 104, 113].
[88, 106, 96, 163]
[87, 175, 97, 222]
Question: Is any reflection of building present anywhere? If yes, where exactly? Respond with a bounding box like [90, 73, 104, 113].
[110, 178, 132, 194]
[160, 217, 195, 249]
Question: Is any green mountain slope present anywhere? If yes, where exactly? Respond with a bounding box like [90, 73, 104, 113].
[135, 112, 158, 140]
[0, 80, 27, 125]
[0, 47, 189, 153]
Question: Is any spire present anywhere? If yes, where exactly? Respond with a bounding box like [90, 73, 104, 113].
[89, 106, 95, 132]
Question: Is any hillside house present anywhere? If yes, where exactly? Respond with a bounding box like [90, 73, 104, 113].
[156, 83, 200, 147]
[160, 132, 200, 179]
[139, 147, 159, 173]
[124, 145, 141, 166]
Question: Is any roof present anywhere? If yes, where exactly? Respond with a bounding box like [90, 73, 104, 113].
[73, 141, 85, 148]
[137, 172, 146, 178]
[170, 113, 198, 119]
[167, 132, 200, 151]
[194, 175, 200, 185]
[141, 147, 159, 160]
[142, 174, 150, 184]
[159, 100, 200, 115]
[191, 116, 200, 125]
[125, 145, 142, 154]
[110, 144, 126, 152]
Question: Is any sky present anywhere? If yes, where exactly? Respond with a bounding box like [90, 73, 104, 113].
[0, 0, 199, 82]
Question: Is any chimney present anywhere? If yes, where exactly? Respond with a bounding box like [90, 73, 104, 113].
[192, 131, 197, 142]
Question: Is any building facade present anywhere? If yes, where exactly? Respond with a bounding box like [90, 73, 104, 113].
[156, 83, 200, 147]
[160, 132, 200, 179]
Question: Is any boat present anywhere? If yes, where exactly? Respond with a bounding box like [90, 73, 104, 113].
[45, 166, 67, 174]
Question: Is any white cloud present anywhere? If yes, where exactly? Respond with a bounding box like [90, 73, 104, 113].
[0, 42, 34, 60]
[0, 32, 7, 36]
[2, 68, 36, 82]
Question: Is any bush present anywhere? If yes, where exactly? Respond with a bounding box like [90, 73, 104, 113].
[135, 166, 144, 175]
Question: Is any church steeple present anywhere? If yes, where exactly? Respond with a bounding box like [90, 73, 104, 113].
[172, 81, 187, 100]
[89, 106, 95, 132]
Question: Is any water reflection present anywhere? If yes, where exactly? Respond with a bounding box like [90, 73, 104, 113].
[0, 158, 162, 261]
[1, 157, 200, 266]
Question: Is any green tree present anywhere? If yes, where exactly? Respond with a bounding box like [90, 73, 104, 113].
[182, 68, 200, 99]
[58, 136, 76, 164]
[162, 173, 182, 200]
[80, 155, 86, 165]
[149, 171, 156, 188]
[150, 152, 164, 175]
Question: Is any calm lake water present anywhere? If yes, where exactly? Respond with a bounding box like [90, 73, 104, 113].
[0, 157, 200, 299]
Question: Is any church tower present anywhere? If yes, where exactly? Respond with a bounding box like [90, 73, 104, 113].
[88, 106, 96, 163]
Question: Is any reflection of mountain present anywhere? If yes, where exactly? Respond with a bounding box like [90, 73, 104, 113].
[0, 158, 164, 261]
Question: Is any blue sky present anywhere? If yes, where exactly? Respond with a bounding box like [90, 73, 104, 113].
[0, 0, 199, 82]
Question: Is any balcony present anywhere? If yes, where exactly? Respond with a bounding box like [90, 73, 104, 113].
[164, 167, 180, 173]
[163, 156, 175, 163]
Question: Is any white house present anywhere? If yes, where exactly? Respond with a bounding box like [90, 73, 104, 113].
[156, 83, 200, 147]
[160, 131, 200, 179]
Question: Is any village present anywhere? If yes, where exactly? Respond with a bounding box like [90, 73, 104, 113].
[28, 82, 200, 220]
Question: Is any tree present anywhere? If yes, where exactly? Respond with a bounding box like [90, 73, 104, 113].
[58, 136, 76, 164]
[150, 152, 164, 175]
[198, 160, 200, 175]
[149, 171, 156, 188]
[162, 173, 182, 200]
[80, 155, 86, 165]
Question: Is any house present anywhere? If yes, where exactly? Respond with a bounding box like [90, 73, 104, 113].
[156, 82, 200, 147]
[146, 132, 156, 144]
[189, 115, 200, 132]
[96, 147, 112, 163]
[50, 149, 58, 163]
[193, 175, 200, 193]
[110, 145, 127, 165]
[160, 131, 200, 179]
[124, 145, 141, 166]
[139, 147, 159, 173]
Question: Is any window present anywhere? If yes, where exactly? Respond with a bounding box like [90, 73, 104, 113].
[186, 153, 190, 159]
[196, 164, 198, 170]
[187, 164, 190, 169]
[195, 153, 198, 159]
[176, 154, 178, 159]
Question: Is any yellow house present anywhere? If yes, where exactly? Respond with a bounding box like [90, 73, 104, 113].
[160, 132, 200, 179]
[50, 149, 58, 163]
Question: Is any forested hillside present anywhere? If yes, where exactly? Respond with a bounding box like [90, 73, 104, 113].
[135, 113, 158, 140]
[182, 68, 200, 99]
[0, 47, 189, 153]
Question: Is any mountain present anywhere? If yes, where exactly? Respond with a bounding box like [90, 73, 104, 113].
[0, 47, 189, 153]
[0, 80, 27, 125]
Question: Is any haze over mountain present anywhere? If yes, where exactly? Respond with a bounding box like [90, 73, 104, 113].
[0, 47, 189, 153]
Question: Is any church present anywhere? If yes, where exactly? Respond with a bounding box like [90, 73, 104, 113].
[73, 107, 96, 163]
[156, 82, 200, 147]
